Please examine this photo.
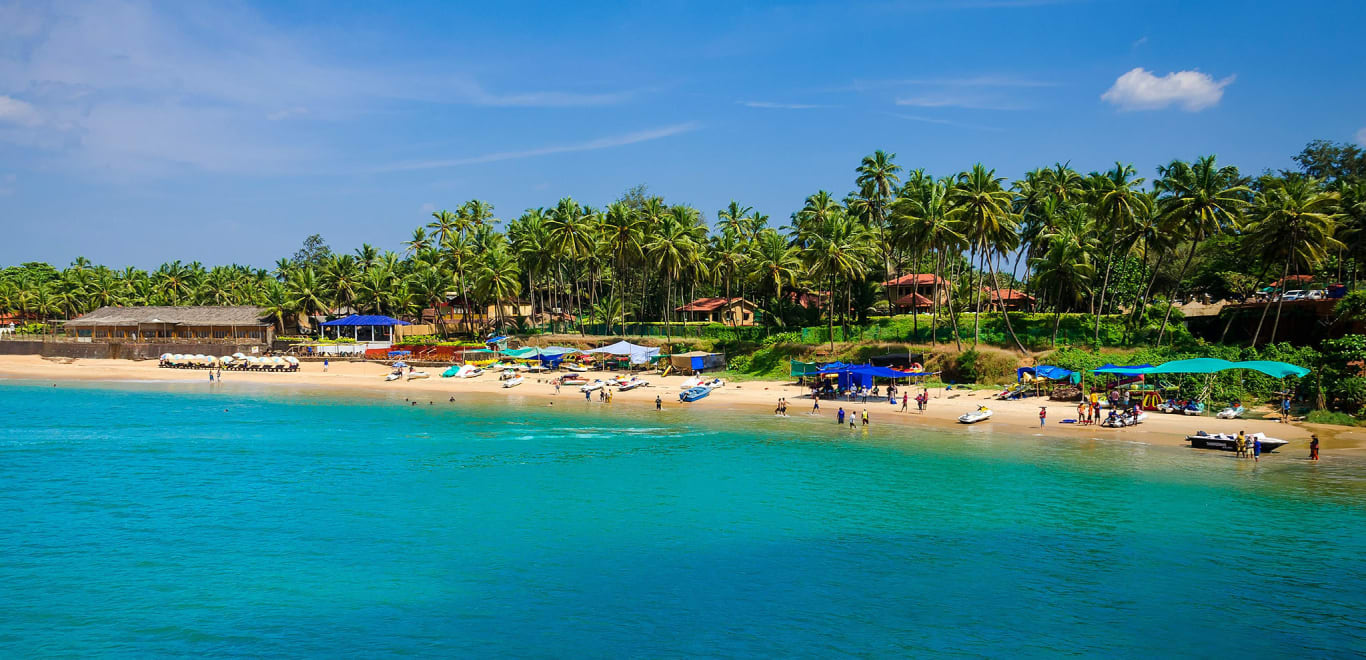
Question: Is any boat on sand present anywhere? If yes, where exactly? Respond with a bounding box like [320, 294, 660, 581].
[1185, 431, 1288, 453]
[680, 386, 710, 402]
[958, 406, 992, 424]
[502, 376, 524, 388]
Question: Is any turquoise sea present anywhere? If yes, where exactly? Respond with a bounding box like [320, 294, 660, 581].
[1, 380, 1364, 657]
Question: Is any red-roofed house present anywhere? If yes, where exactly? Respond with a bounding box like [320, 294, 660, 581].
[894, 292, 934, 310]
[983, 288, 1035, 311]
[882, 274, 948, 310]
[675, 297, 758, 326]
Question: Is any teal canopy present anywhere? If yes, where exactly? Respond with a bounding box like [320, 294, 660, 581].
[1135, 358, 1308, 379]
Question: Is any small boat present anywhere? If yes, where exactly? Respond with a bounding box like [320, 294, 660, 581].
[958, 406, 993, 424]
[502, 376, 524, 388]
[1101, 410, 1148, 427]
[580, 379, 606, 393]
[1216, 405, 1246, 419]
[1182, 402, 1206, 416]
[560, 374, 589, 386]
[619, 377, 648, 391]
[498, 368, 519, 381]
[1156, 400, 1183, 414]
[565, 364, 589, 373]
[680, 386, 710, 402]
[407, 371, 430, 380]
[455, 365, 483, 379]
[385, 371, 402, 382]
[1185, 431, 1289, 453]
[680, 376, 701, 388]
[527, 365, 548, 373]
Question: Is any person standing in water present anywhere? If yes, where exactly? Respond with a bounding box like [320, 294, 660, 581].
[811, 395, 820, 414]
[861, 408, 869, 427]
[1310, 434, 1320, 461]
[655, 395, 662, 411]
[1253, 435, 1262, 462]
[837, 407, 846, 425]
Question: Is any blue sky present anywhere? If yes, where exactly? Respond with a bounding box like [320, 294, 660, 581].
[1, 0, 1363, 268]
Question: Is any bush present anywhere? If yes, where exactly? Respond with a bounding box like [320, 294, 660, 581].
[1331, 377, 1366, 414]
[954, 348, 1017, 384]
[1305, 410, 1361, 427]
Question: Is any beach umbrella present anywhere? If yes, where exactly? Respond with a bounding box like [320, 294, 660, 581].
[283, 356, 299, 365]
[220, 356, 234, 365]
[232, 352, 248, 360]
[392, 361, 408, 369]
[160, 353, 172, 361]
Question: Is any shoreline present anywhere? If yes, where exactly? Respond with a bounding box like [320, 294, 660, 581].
[1, 354, 1358, 453]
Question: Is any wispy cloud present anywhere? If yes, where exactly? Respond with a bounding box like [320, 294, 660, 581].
[832, 75, 1056, 93]
[870, 0, 1088, 10]
[895, 94, 1025, 111]
[0, 2, 644, 177]
[1132, 36, 1148, 49]
[1356, 128, 1366, 148]
[373, 122, 702, 173]
[739, 101, 836, 109]
[888, 113, 1003, 132]
[1101, 68, 1233, 111]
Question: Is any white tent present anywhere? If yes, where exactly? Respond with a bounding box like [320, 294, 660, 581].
[585, 340, 660, 365]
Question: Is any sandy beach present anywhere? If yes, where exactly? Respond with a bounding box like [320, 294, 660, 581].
[3, 354, 1357, 453]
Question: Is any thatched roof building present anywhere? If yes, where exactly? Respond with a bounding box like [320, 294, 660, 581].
[64, 306, 273, 342]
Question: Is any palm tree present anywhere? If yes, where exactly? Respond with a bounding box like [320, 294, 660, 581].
[716, 201, 754, 241]
[949, 164, 1027, 353]
[546, 197, 595, 333]
[856, 150, 902, 313]
[285, 267, 328, 329]
[644, 218, 698, 343]
[601, 202, 645, 327]
[1152, 156, 1252, 344]
[428, 209, 460, 246]
[1247, 178, 1342, 344]
[404, 227, 431, 255]
[1031, 215, 1098, 345]
[709, 233, 746, 326]
[1087, 163, 1149, 344]
[748, 228, 802, 324]
[475, 248, 521, 331]
[801, 210, 874, 352]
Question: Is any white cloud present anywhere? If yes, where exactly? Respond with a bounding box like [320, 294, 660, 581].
[739, 101, 833, 109]
[0, 95, 42, 126]
[373, 122, 701, 173]
[1132, 36, 1148, 48]
[1356, 127, 1366, 147]
[1101, 68, 1233, 111]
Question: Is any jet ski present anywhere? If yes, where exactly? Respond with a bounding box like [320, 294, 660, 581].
[958, 406, 992, 424]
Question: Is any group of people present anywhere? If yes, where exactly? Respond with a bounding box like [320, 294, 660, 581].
[775, 398, 790, 416]
[897, 389, 930, 413]
[835, 406, 870, 429]
[1234, 431, 1263, 462]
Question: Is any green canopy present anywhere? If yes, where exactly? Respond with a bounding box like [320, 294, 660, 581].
[501, 347, 541, 359]
[1144, 358, 1309, 378]
[791, 360, 821, 377]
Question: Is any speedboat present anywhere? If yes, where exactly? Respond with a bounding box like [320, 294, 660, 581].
[565, 364, 589, 373]
[580, 379, 606, 393]
[1185, 431, 1289, 453]
[498, 368, 519, 381]
[385, 370, 402, 382]
[407, 370, 430, 380]
[1182, 402, 1206, 416]
[502, 376, 524, 388]
[958, 406, 992, 424]
[619, 377, 647, 391]
[680, 386, 710, 402]
[560, 374, 589, 386]
[1216, 405, 1246, 419]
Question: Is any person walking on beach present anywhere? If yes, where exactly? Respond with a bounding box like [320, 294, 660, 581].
[812, 396, 820, 413]
[1282, 396, 1291, 423]
[837, 407, 846, 425]
[1310, 434, 1320, 461]
[861, 408, 869, 427]
[323, 358, 329, 373]
[209, 371, 214, 383]
[901, 392, 909, 413]
[584, 389, 591, 401]
[555, 381, 561, 395]
[1039, 407, 1047, 428]
[655, 395, 662, 411]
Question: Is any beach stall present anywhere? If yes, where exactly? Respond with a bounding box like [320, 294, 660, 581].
[319, 314, 410, 350]
[669, 351, 726, 375]
[586, 340, 660, 368]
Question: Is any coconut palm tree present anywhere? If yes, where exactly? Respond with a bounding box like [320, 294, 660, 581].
[856, 150, 902, 312]
[801, 210, 874, 352]
[1152, 156, 1252, 344]
[1031, 214, 1098, 345]
[644, 217, 698, 343]
[1247, 178, 1342, 344]
[475, 248, 521, 331]
[285, 267, 328, 329]
[1087, 163, 1149, 343]
[949, 164, 1027, 353]
[748, 228, 802, 324]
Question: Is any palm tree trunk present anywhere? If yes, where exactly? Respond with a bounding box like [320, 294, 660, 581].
[827, 274, 836, 354]
[1093, 242, 1117, 345]
[990, 253, 1028, 354]
[946, 259, 963, 352]
[1254, 255, 1293, 346]
[1051, 279, 1065, 346]
[1155, 240, 1200, 346]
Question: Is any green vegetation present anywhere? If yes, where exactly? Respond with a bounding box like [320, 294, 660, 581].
[4, 141, 1366, 417]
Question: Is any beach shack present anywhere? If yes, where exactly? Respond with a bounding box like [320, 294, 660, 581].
[318, 314, 409, 353]
[670, 350, 726, 375]
[586, 340, 659, 368]
[64, 306, 273, 343]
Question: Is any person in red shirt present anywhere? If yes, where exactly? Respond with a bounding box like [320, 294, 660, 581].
[1039, 407, 1047, 428]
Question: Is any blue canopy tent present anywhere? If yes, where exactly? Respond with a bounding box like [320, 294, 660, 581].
[319, 314, 410, 342]
[817, 362, 922, 389]
[1092, 363, 1155, 376]
[1017, 365, 1078, 383]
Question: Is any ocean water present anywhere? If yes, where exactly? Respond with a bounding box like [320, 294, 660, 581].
[1, 380, 1364, 658]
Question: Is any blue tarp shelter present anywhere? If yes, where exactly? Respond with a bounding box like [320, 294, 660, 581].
[1092, 363, 1155, 376]
[816, 362, 923, 389]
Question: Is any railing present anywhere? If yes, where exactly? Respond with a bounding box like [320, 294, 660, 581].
[0, 334, 267, 344]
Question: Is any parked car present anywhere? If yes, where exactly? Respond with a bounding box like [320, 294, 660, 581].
[1282, 289, 1306, 301]
[1305, 289, 1327, 300]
